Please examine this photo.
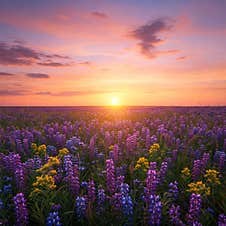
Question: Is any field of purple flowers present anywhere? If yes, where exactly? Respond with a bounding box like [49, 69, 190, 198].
[0, 107, 225, 226]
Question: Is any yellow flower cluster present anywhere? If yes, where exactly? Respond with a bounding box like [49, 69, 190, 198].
[58, 148, 69, 158]
[33, 144, 47, 156]
[36, 157, 60, 173]
[148, 143, 160, 155]
[109, 145, 114, 150]
[135, 157, 149, 171]
[31, 143, 37, 151]
[181, 167, 191, 177]
[204, 169, 221, 185]
[33, 175, 56, 190]
[187, 181, 210, 195]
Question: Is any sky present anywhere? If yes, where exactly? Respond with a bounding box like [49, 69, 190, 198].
[0, 0, 226, 106]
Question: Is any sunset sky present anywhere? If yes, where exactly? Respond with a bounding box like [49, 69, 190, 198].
[0, 0, 226, 106]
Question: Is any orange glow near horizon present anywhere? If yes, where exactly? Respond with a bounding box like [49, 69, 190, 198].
[0, 1, 225, 106]
[111, 96, 120, 106]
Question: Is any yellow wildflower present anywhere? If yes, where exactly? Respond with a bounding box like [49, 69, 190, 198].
[29, 188, 42, 198]
[33, 175, 56, 190]
[204, 169, 221, 185]
[35, 144, 46, 156]
[58, 148, 69, 158]
[109, 145, 114, 150]
[36, 156, 60, 173]
[187, 181, 210, 195]
[135, 157, 149, 171]
[148, 143, 160, 155]
[31, 143, 37, 151]
[49, 169, 57, 176]
[181, 167, 191, 177]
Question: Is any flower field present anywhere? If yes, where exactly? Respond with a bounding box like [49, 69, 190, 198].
[0, 106, 225, 225]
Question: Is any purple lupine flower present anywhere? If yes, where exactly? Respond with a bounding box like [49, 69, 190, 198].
[51, 204, 61, 211]
[146, 132, 151, 150]
[169, 204, 185, 226]
[34, 155, 42, 169]
[24, 158, 35, 172]
[0, 199, 4, 209]
[3, 184, 12, 194]
[149, 162, 157, 170]
[201, 152, 210, 169]
[192, 160, 202, 180]
[106, 159, 116, 194]
[69, 165, 80, 196]
[172, 149, 178, 161]
[3, 153, 26, 191]
[63, 155, 73, 175]
[126, 134, 137, 154]
[148, 195, 162, 226]
[159, 161, 168, 183]
[75, 196, 86, 219]
[145, 168, 158, 202]
[120, 183, 133, 218]
[87, 180, 96, 203]
[187, 193, 202, 225]
[111, 192, 122, 212]
[13, 193, 28, 226]
[105, 131, 112, 148]
[15, 165, 25, 191]
[116, 176, 125, 188]
[46, 211, 62, 226]
[219, 153, 225, 171]
[218, 214, 226, 226]
[168, 181, 179, 200]
[89, 136, 95, 159]
[97, 186, 105, 215]
[113, 144, 119, 162]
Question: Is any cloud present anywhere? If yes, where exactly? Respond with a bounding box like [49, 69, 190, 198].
[35, 90, 118, 96]
[91, 11, 108, 19]
[130, 18, 174, 58]
[0, 89, 27, 96]
[0, 72, 15, 76]
[0, 42, 39, 65]
[0, 42, 71, 66]
[78, 61, 92, 66]
[37, 62, 70, 67]
[35, 91, 52, 95]
[26, 73, 50, 78]
[176, 56, 187, 60]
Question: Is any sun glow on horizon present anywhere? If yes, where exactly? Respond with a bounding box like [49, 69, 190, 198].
[111, 96, 120, 106]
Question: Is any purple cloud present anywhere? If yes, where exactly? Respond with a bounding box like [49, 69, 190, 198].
[130, 18, 174, 58]
[0, 89, 27, 96]
[0, 42, 71, 66]
[34, 90, 118, 96]
[37, 62, 69, 67]
[26, 73, 50, 78]
[0, 72, 15, 76]
[91, 11, 108, 19]
[79, 61, 92, 66]
[35, 91, 52, 95]
[0, 42, 39, 65]
[176, 56, 187, 60]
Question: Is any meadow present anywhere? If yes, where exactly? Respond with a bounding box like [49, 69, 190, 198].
[0, 106, 225, 225]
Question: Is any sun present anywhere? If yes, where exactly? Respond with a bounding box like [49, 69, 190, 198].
[111, 96, 120, 106]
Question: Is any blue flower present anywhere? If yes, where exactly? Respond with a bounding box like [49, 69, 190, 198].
[46, 211, 62, 226]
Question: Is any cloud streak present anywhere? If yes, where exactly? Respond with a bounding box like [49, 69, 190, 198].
[0, 72, 15, 76]
[130, 18, 175, 58]
[0, 89, 27, 96]
[91, 11, 108, 19]
[26, 73, 50, 78]
[35, 90, 118, 96]
[0, 42, 71, 66]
